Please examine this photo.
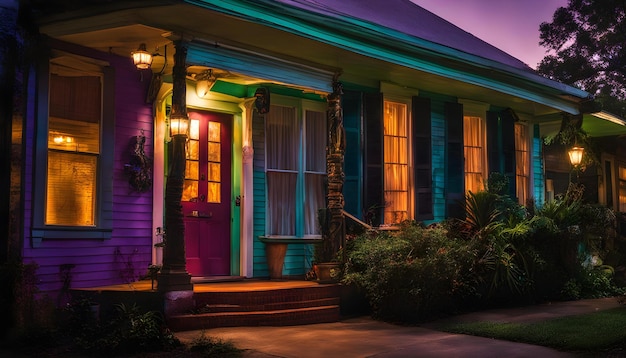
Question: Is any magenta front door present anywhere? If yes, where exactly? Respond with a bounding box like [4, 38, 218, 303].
[181, 110, 232, 276]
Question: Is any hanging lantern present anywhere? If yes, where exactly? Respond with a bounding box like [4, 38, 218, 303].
[131, 43, 152, 70]
[568, 146, 584, 166]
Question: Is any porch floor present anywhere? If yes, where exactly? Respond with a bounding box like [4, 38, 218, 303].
[78, 278, 321, 293]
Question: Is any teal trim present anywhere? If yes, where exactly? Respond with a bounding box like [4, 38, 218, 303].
[230, 113, 243, 275]
[187, 0, 588, 113]
[187, 42, 333, 93]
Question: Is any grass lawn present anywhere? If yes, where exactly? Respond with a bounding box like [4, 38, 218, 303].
[436, 307, 626, 353]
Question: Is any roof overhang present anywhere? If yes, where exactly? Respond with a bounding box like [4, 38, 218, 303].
[36, 0, 590, 116]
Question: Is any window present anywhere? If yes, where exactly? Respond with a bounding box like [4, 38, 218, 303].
[46, 72, 101, 226]
[383, 101, 410, 224]
[464, 115, 486, 193]
[515, 123, 529, 204]
[619, 165, 626, 213]
[32, 51, 114, 244]
[266, 102, 326, 236]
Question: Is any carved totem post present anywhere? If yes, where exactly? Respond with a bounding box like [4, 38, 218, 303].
[158, 40, 193, 292]
[325, 80, 346, 260]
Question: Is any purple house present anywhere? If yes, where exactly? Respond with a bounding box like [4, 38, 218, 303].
[3, 0, 626, 306]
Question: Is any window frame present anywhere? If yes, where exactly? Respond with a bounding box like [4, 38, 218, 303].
[264, 96, 327, 238]
[31, 51, 114, 247]
[460, 100, 489, 194]
[514, 122, 530, 205]
[382, 98, 413, 225]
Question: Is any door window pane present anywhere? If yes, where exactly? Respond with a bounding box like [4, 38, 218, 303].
[207, 122, 221, 203]
[183, 119, 200, 202]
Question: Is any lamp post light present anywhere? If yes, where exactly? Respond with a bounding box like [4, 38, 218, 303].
[158, 40, 193, 293]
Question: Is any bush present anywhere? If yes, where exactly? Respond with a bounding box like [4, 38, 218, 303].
[342, 222, 479, 322]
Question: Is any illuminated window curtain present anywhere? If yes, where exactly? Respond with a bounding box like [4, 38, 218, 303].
[514, 123, 529, 204]
[383, 101, 409, 224]
[619, 166, 626, 213]
[464, 116, 484, 194]
[304, 110, 326, 235]
[46, 74, 101, 226]
[266, 106, 298, 235]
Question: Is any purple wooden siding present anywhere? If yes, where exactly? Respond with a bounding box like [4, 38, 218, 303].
[22, 42, 155, 298]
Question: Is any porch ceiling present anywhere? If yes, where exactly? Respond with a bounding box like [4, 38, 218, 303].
[39, 2, 580, 117]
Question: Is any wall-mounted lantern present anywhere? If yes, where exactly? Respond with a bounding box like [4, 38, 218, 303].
[195, 70, 217, 98]
[568, 145, 584, 167]
[169, 114, 190, 137]
[131, 43, 153, 70]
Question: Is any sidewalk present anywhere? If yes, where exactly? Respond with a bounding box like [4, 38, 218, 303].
[175, 297, 623, 357]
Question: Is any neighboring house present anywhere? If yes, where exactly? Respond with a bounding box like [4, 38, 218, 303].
[4, 0, 626, 299]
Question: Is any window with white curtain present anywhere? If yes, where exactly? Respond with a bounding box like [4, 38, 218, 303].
[266, 103, 326, 236]
[383, 101, 410, 224]
[464, 115, 485, 194]
[46, 72, 101, 226]
[515, 123, 529, 205]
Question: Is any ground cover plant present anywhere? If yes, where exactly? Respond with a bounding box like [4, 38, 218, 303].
[435, 306, 626, 354]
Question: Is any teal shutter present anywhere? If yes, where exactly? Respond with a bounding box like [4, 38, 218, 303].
[487, 110, 501, 177]
[445, 101, 465, 219]
[487, 109, 517, 197]
[413, 96, 433, 221]
[500, 109, 517, 198]
[363, 92, 383, 226]
[342, 90, 362, 218]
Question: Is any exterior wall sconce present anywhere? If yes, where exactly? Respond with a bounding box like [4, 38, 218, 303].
[131, 43, 153, 70]
[169, 114, 190, 137]
[568, 146, 584, 166]
[195, 70, 217, 98]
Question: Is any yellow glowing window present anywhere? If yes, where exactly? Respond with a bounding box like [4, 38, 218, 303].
[383, 101, 409, 224]
[515, 123, 529, 205]
[46, 73, 101, 226]
[464, 116, 485, 194]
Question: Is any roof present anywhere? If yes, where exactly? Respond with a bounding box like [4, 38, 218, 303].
[274, 0, 533, 72]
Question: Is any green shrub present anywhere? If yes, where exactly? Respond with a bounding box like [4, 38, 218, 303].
[342, 222, 479, 322]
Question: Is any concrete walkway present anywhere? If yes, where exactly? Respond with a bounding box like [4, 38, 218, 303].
[175, 297, 623, 358]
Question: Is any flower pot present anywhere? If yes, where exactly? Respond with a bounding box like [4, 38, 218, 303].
[314, 262, 341, 283]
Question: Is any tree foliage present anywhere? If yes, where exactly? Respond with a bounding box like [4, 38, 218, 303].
[538, 0, 626, 115]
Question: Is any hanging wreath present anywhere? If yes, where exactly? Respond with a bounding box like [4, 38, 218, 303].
[124, 132, 153, 192]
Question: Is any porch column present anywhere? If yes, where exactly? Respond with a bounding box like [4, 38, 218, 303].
[158, 39, 193, 292]
[326, 79, 345, 259]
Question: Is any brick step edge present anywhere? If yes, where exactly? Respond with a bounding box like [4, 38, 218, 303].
[194, 285, 341, 306]
[167, 305, 340, 331]
[195, 297, 341, 313]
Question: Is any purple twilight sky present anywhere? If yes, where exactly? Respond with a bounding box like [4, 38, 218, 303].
[411, 0, 569, 69]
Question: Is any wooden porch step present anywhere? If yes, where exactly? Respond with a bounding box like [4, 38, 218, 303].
[167, 305, 341, 331]
[167, 283, 342, 331]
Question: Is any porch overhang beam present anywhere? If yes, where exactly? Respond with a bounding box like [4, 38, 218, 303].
[187, 40, 335, 93]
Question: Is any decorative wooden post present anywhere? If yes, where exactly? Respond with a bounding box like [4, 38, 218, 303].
[325, 79, 345, 260]
[158, 40, 193, 292]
